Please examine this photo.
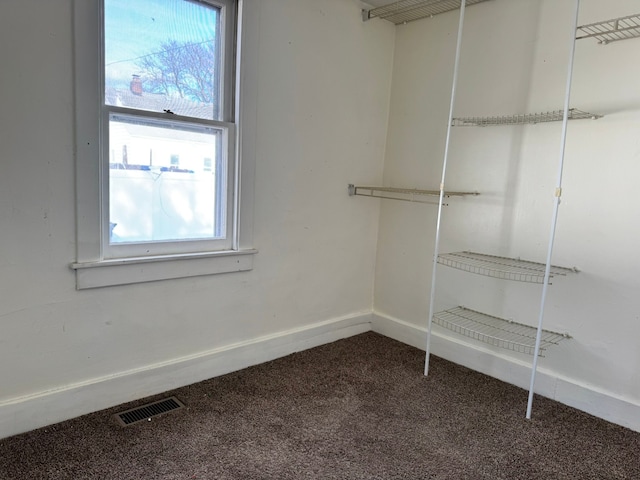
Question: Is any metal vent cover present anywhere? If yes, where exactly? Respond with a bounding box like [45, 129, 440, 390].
[113, 396, 185, 427]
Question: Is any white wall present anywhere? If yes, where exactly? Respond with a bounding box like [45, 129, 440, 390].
[374, 0, 640, 430]
[0, 0, 394, 438]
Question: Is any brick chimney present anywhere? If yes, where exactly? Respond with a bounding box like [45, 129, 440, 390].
[130, 74, 143, 96]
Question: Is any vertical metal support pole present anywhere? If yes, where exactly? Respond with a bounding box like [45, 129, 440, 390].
[526, 0, 581, 419]
[424, 0, 467, 376]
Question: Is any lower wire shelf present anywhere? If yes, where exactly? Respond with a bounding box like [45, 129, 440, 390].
[433, 306, 570, 356]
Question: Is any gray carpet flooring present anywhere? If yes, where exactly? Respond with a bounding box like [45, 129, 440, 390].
[1, 332, 639, 479]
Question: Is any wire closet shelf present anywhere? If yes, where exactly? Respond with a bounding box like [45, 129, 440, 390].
[576, 13, 640, 44]
[437, 251, 578, 284]
[363, 0, 490, 25]
[452, 108, 602, 127]
[416, 0, 585, 421]
[432, 306, 570, 356]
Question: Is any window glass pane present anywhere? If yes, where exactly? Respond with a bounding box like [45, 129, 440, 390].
[108, 114, 226, 243]
[104, 0, 222, 120]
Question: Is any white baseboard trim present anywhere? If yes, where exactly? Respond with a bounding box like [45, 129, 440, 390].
[372, 311, 640, 433]
[0, 312, 373, 440]
[5, 311, 638, 440]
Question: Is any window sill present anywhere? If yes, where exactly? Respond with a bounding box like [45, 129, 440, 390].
[71, 249, 257, 289]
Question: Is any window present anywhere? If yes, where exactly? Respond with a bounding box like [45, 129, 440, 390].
[72, 0, 256, 289]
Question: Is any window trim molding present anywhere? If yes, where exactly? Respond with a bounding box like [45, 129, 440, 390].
[71, 248, 257, 289]
[72, 0, 255, 290]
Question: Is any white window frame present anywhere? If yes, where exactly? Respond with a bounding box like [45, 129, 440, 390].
[72, 0, 255, 289]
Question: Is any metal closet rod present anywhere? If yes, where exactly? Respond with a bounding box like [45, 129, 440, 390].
[348, 184, 479, 204]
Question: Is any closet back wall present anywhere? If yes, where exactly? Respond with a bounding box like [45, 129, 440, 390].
[374, 0, 640, 430]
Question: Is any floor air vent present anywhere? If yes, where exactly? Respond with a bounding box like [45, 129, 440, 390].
[113, 396, 185, 427]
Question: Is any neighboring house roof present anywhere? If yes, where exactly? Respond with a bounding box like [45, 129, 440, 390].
[106, 86, 215, 120]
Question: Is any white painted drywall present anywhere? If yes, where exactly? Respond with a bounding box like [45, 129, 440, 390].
[0, 0, 394, 437]
[374, 0, 640, 417]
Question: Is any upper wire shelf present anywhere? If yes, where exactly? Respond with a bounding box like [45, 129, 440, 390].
[433, 306, 570, 356]
[348, 184, 478, 204]
[437, 251, 578, 284]
[362, 0, 490, 25]
[577, 13, 640, 45]
[452, 108, 602, 127]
